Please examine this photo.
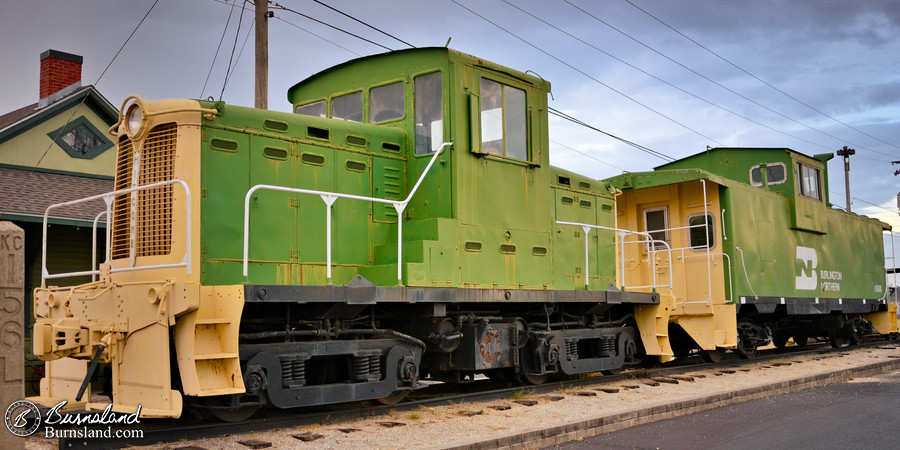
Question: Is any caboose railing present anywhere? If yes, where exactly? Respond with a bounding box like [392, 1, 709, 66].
[555, 221, 674, 292]
[242, 142, 451, 283]
[41, 179, 192, 286]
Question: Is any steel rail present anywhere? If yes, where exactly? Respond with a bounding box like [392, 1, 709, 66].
[54, 339, 898, 449]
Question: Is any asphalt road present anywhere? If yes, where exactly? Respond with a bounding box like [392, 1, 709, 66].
[549, 370, 900, 450]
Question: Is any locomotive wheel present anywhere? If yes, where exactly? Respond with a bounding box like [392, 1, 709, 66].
[792, 334, 808, 348]
[199, 405, 261, 423]
[515, 371, 549, 385]
[828, 329, 848, 348]
[701, 347, 727, 363]
[600, 368, 623, 376]
[376, 389, 410, 405]
[772, 332, 789, 350]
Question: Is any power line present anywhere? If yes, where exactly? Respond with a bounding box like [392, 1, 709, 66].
[222, 19, 255, 96]
[550, 138, 629, 173]
[622, 0, 900, 157]
[549, 107, 676, 162]
[201, 0, 239, 99]
[308, 0, 415, 48]
[1, 0, 161, 216]
[448, 0, 723, 148]
[502, 0, 840, 154]
[270, 1, 394, 51]
[220, 0, 249, 100]
[556, 0, 886, 156]
[273, 15, 363, 56]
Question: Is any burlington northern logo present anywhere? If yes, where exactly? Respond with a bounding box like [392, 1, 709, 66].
[795, 246, 818, 290]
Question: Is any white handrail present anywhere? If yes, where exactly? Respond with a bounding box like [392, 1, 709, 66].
[555, 221, 673, 291]
[242, 142, 451, 282]
[41, 179, 192, 286]
[90, 209, 109, 282]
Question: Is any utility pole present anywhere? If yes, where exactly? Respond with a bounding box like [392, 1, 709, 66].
[893, 160, 899, 176]
[836, 146, 855, 212]
[255, 0, 270, 109]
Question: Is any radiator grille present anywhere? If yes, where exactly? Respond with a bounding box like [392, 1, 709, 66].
[111, 123, 177, 260]
[111, 137, 134, 260]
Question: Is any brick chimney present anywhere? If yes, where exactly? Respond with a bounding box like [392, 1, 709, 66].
[39, 49, 82, 106]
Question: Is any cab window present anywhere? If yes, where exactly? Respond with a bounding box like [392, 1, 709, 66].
[480, 78, 527, 160]
[414, 72, 443, 155]
[797, 162, 821, 200]
[296, 100, 326, 118]
[332, 92, 363, 122]
[370, 81, 404, 123]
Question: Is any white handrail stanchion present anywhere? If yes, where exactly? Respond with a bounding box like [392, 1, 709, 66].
[91, 210, 108, 282]
[321, 194, 337, 280]
[242, 143, 451, 282]
[582, 225, 591, 287]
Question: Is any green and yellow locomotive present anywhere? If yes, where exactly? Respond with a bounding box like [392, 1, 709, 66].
[29, 48, 896, 421]
[31, 48, 671, 420]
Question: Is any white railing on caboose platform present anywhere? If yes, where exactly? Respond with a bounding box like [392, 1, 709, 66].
[559, 179, 736, 305]
[40, 179, 192, 287]
[242, 142, 451, 283]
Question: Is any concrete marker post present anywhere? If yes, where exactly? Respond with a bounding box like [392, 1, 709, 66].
[0, 221, 25, 449]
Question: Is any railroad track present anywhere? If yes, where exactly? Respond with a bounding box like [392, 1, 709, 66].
[49, 340, 899, 449]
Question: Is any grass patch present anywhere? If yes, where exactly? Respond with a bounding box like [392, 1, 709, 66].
[508, 388, 529, 400]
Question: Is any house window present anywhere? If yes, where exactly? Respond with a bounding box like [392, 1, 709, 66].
[749, 162, 787, 186]
[480, 78, 527, 161]
[48, 116, 114, 159]
[688, 214, 715, 250]
[331, 92, 363, 122]
[643, 206, 669, 249]
[370, 81, 404, 123]
[414, 72, 443, 155]
[797, 162, 821, 200]
[296, 100, 326, 117]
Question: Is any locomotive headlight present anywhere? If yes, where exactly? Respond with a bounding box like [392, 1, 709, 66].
[126, 102, 144, 136]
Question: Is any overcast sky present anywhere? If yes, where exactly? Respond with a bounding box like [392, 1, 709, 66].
[2, 0, 898, 255]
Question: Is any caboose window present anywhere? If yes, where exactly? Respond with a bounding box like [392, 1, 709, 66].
[370, 81, 404, 123]
[296, 100, 326, 118]
[643, 206, 669, 249]
[688, 214, 715, 250]
[797, 162, 821, 200]
[480, 78, 527, 160]
[414, 72, 443, 155]
[332, 92, 363, 122]
[750, 162, 787, 187]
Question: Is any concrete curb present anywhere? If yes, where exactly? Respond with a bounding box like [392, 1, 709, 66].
[447, 359, 900, 450]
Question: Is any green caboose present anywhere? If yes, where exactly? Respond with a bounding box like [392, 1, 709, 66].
[608, 147, 896, 358]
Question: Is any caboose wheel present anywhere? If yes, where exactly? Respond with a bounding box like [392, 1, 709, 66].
[828, 329, 848, 348]
[736, 337, 758, 359]
[772, 332, 789, 350]
[701, 347, 726, 363]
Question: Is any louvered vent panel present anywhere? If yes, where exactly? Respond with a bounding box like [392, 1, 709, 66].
[111, 137, 133, 260]
[136, 123, 176, 257]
